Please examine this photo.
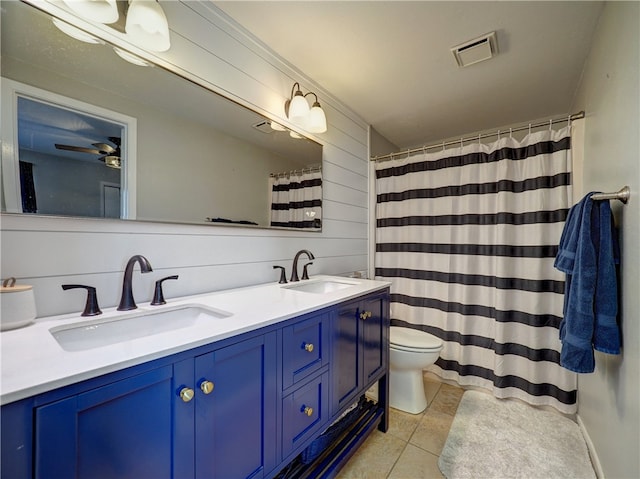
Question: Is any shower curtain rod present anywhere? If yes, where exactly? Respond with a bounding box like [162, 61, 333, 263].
[371, 110, 585, 162]
[269, 165, 322, 178]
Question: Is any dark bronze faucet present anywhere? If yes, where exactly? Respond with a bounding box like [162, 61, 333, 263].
[118, 255, 153, 311]
[290, 250, 315, 282]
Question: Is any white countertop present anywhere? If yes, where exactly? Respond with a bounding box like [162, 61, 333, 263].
[0, 276, 390, 405]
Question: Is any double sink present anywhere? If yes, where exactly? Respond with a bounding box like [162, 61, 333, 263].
[50, 278, 359, 352]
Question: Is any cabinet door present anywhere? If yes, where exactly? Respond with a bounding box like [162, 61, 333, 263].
[331, 300, 360, 413]
[194, 333, 277, 479]
[331, 293, 389, 415]
[34, 366, 175, 479]
[361, 294, 387, 386]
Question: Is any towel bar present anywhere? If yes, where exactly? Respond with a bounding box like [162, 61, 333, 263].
[590, 186, 630, 204]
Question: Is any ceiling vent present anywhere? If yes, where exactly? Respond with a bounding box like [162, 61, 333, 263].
[252, 120, 274, 134]
[451, 31, 498, 67]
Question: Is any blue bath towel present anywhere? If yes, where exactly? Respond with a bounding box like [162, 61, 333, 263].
[554, 193, 620, 373]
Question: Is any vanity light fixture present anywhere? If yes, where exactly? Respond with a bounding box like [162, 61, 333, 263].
[125, 0, 171, 52]
[55, 0, 170, 53]
[284, 82, 327, 134]
[62, 0, 119, 24]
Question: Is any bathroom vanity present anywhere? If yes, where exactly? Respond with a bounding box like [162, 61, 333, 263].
[0, 276, 390, 478]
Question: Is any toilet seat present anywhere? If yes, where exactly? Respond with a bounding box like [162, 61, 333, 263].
[390, 327, 443, 352]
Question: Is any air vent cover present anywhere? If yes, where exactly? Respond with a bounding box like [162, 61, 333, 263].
[252, 120, 274, 134]
[451, 31, 497, 67]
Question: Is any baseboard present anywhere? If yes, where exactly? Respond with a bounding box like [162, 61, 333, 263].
[577, 414, 604, 478]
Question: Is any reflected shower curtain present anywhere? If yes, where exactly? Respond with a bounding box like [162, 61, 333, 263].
[270, 169, 322, 229]
[375, 126, 578, 413]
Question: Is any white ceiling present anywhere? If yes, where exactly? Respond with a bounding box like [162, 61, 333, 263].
[214, 1, 604, 150]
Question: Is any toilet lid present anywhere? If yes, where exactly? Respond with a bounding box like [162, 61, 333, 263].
[390, 327, 443, 350]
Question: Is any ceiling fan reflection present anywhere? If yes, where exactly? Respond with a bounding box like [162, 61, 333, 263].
[54, 136, 121, 169]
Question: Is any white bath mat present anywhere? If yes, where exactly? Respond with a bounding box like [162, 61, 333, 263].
[438, 390, 596, 479]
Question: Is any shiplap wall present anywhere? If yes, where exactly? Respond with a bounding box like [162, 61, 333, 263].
[0, 1, 370, 318]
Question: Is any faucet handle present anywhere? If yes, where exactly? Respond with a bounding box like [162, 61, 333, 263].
[62, 284, 102, 317]
[151, 275, 179, 306]
[273, 266, 287, 284]
[301, 262, 313, 280]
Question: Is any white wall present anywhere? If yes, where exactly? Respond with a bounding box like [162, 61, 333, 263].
[0, 1, 369, 318]
[571, 2, 640, 478]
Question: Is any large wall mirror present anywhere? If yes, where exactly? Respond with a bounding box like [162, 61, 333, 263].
[1, 1, 323, 230]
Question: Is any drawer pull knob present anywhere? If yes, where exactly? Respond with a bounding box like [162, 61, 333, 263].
[200, 380, 214, 395]
[179, 387, 195, 403]
[360, 311, 372, 320]
[304, 343, 314, 352]
[302, 405, 313, 417]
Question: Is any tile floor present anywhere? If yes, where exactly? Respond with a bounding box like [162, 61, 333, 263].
[337, 374, 464, 479]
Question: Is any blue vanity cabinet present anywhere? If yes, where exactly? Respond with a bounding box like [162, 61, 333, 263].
[330, 291, 389, 416]
[1, 287, 390, 479]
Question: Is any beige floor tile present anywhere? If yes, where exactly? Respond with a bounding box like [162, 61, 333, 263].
[336, 429, 407, 479]
[423, 374, 442, 407]
[386, 407, 423, 442]
[388, 443, 444, 479]
[428, 383, 464, 416]
[409, 409, 455, 456]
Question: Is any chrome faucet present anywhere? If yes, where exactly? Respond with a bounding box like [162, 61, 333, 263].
[290, 249, 315, 282]
[118, 255, 153, 311]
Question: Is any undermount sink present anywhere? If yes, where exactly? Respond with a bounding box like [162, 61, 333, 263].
[282, 279, 358, 294]
[50, 305, 232, 352]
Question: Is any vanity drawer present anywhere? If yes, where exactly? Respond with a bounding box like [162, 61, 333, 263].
[282, 312, 329, 389]
[282, 372, 329, 459]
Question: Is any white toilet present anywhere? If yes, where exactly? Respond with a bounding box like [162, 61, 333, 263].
[389, 326, 444, 414]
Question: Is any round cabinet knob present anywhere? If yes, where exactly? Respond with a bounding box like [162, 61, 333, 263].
[304, 343, 314, 352]
[302, 405, 313, 417]
[200, 380, 214, 395]
[179, 387, 195, 403]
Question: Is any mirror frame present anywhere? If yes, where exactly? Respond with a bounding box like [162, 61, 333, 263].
[1, 78, 138, 218]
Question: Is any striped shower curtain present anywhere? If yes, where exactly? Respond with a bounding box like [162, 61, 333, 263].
[375, 126, 578, 414]
[270, 169, 322, 229]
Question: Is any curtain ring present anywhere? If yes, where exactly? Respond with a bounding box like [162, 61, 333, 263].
[567, 114, 572, 128]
